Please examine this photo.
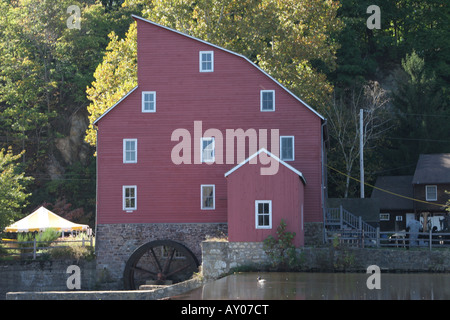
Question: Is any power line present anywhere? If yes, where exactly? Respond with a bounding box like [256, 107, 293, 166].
[327, 164, 449, 208]
[386, 137, 450, 143]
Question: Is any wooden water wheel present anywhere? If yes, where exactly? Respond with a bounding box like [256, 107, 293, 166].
[123, 240, 199, 290]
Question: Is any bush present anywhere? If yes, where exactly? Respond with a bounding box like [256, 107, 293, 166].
[263, 219, 298, 270]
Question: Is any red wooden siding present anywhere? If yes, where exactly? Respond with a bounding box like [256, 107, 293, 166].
[95, 17, 324, 226]
[226, 152, 305, 247]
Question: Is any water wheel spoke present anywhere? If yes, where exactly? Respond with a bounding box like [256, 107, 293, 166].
[164, 261, 194, 278]
[162, 248, 176, 274]
[131, 265, 157, 276]
[149, 247, 163, 272]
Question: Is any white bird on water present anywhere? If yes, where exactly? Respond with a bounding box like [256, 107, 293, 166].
[257, 276, 266, 284]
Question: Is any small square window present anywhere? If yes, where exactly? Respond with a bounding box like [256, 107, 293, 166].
[380, 213, 390, 221]
[201, 185, 215, 210]
[142, 91, 156, 112]
[255, 200, 272, 229]
[280, 136, 294, 161]
[123, 139, 137, 163]
[260, 90, 275, 111]
[200, 51, 214, 72]
[201, 137, 215, 163]
[396, 216, 403, 221]
[426, 185, 437, 201]
[123, 186, 137, 211]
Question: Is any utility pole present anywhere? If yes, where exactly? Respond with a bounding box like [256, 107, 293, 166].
[360, 109, 364, 198]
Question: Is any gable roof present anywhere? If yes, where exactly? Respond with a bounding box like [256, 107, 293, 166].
[224, 148, 307, 185]
[370, 175, 414, 210]
[412, 153, 450, 184]
[94, 15, 325, 125]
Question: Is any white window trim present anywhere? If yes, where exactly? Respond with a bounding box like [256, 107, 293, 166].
[380, 213, 390, 221]
[201, 184, 215, 210]
[280, 136, 295, 161]
[396, 215, 403, 221]
[425, 185, 437, 201]
[201, 137, 215, 163]
[123, 139, 137, 164]
[123, 185, 137, 211]
[199, 51, 214, 72]
[142, 91, 156, 113]
[260, 90, 275, 112]
[255, 200, 272, 229]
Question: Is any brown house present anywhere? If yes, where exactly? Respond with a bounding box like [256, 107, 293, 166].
[412, 154, 450, 231]
[371, 154, 450, 232]
[371, 175, 414, 231]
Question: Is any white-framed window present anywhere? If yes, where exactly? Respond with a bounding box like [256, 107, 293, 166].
[280, 136, 294, 161]
[426, 185, 437, 201]
[142, 91, 156, 112]
[201, 137, 215, 163]
[123, 139, 137, 163]
[255, 200, 272, 229]
[201, 185, 215, 210]
[396, 215, 403, 221]
[260, 90, 275, 111]
[123, 185, 137, 211]
[199, 51, 214, 72]
[380, 213, 390, 221]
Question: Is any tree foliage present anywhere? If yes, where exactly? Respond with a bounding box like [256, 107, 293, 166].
[0, 148, 33, 231]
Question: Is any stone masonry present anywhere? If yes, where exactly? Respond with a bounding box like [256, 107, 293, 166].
[95, 223, 227, 288]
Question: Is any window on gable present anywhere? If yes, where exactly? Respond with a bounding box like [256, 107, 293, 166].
[142, 91, 156, 112]
[201, 185, 215, 210]
[123, 186, 137, 211]
[280, 136, 294, 161]
[260, 90, 275, 111]
[123, 139, 137, 163]
[201, 137, 215, 163]
[255, 200, 272, 229]
[426, 185, 437, 201]
[199, 51, 214, 72]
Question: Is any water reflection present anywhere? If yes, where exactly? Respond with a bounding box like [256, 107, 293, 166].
[172, 272, 450, 300]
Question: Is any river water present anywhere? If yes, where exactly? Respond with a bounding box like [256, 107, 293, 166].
[172, 272, 450, 300]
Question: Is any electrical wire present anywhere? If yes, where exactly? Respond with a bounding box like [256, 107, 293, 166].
[327, 164, 449, 208]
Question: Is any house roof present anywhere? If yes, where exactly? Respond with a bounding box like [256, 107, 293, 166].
[94, 15, 325, 125]
[224, 148, 307, 185]
[412, 153, 450, 184]
[370, 175, 414, 211]
[327, 198, 380, 222]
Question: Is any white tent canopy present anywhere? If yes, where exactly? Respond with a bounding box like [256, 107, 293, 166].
[4, 206, 89, 233]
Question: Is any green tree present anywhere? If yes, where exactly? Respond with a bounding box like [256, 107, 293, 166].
[381, 51, 450, 175]
[0, 148, 33, 232]
[85, 22, 138, 147]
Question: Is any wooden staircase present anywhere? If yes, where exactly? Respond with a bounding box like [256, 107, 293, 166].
[325, 206, 377, 246]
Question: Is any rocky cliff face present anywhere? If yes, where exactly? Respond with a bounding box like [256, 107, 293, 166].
[47, 110, 93, 180]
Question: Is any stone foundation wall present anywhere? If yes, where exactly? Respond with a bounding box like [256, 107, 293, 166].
[201, 241, 450, 279]
[95, 223, 227, 289]
[0, 260, 96, 299]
